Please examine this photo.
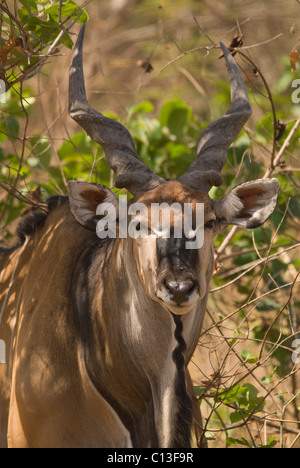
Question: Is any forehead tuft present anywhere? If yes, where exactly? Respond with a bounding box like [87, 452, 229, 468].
[134, 181, 213, 208]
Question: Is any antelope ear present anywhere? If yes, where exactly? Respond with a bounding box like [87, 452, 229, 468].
[215, 178, 280, 229]
[68, 181, 119, 230]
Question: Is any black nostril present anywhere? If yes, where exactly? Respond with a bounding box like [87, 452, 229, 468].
[165, 280, 195, 305]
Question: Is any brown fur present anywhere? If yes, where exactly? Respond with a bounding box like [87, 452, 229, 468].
[134, 181, 215, 227]
[0, 194, 207, 448]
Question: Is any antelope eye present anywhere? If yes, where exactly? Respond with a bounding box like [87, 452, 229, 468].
[204, 219, 215, 229]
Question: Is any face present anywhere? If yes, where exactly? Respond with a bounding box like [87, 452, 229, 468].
[68, 177, 279, 316]
[131, 181, 216, 315]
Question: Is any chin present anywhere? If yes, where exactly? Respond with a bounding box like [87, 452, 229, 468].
[154, 293, 201, 316]
[164, 303, 197, 316]
[154, 285, 208, 315]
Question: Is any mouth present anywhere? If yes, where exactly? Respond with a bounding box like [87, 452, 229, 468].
[155, 286, 201, 315]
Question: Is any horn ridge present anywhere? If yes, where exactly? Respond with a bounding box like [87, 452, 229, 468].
[69, 25, 164, 195]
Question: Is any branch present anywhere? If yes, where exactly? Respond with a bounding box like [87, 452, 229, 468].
[0, 182, 48, 213]
[216, 115, 300, 259]
[263, 114, 300, 179]
[0, 3, 32, 61]
[237, 49, 278, 163]
[259, 270, 300, 360]
[211, 242, 300, 292]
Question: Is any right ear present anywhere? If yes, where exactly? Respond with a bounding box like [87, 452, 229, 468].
[214, 178, 279, 229]
[68, 181, 119, 231]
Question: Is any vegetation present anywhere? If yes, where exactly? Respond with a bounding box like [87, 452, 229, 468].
[0, 0, 299, 448]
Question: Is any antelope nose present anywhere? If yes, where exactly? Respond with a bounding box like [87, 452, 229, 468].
[165, 280, 195, 305]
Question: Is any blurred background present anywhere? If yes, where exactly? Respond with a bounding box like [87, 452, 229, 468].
[35, 0, 300, 136]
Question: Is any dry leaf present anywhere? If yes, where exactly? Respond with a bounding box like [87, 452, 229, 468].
[219, 33, 243, 59]
[275, 119, 286, 142]
[0, 26, 33, 65]
[136, 59, 154, 73]
[201, 371, 223, 389]
[289, 49, 300, 72]
[214, 259, 222, 275]
[22, 186, 42, 215]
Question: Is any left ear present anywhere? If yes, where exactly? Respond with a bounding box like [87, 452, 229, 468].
[68, 181, 119, 231]
[215, 178, 280, 229]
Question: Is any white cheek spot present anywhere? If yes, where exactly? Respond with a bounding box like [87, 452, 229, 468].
[156, 287, 174, 304]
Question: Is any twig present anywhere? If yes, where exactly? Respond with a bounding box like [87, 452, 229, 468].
[289, 430, 300, 448]
[2, 2, 88, 87]
[263, 114, 300, 179]
[211, 243, 300, 291]
[259, 271, 300, 361]
[239, 33, 284, 51]
[159, 45, 212, 75]
[215, 226, 239, 258]
[217, 107, 300, 262]
[219, 240, 298, 261]
[0, 182, 48, 212]
[205, 276, 300, 337]
[177, 67, 214, 121]
[12, 26, 71, 86]
[12, 81, 29, 189]
[0, 3, 32, 62]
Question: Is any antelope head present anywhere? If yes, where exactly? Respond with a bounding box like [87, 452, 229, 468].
[68, 25, 279, 315]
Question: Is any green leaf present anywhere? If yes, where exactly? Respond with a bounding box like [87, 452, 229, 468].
[219, 383, 265, 423]
[130, 115, 162, 148]
[159, 99, 192, 139]
[29, 136, 52, 168]
[257, 297, 281, 312]
[259, 436, 277, 448]
[241, 349, 253, 361]
[241, 349, 258, 364]
[194, 386, 205, 398]
[0, 116, 20, 142]
[226, 437, 252, 448]
[217, 383, 242, 404]
[276, 392, 288, 404]
[58, 131, 97, 159]
[229, 410, 244, 424]
[262, 367, 277, 385]
[61, 1, 89, 23]
[44, 1, 89, 24]
[289, 196, 300, 219]
[6, 117, 20, 141]
[130, 101, 154, 114]
[18, 0, 37, 15]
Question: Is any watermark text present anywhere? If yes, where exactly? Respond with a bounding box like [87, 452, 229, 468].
[0, 79, 7, 104]
[292, 339, 300, 365]
[0, 339, 6, 364]
[96, 197, 206, 249]
[291, 79, 300, 104]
